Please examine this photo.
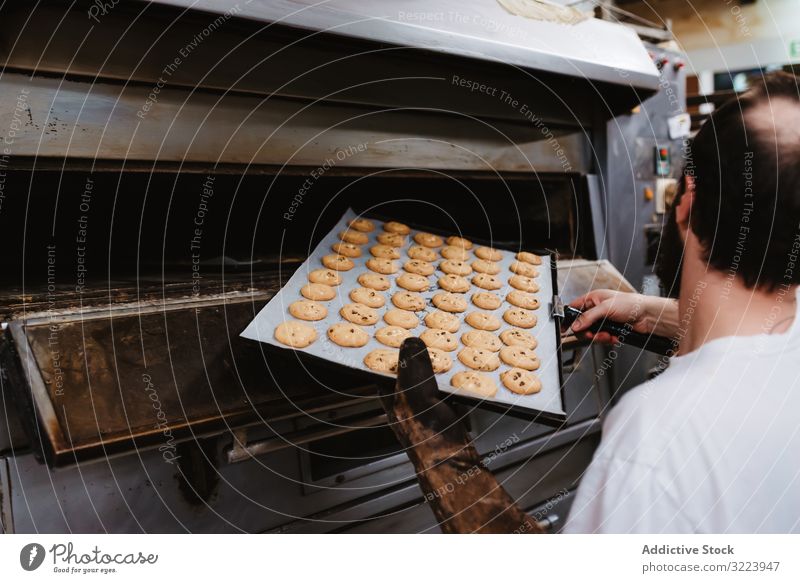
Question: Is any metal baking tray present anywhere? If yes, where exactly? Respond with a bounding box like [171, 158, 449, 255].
[241, 209, 566, 423]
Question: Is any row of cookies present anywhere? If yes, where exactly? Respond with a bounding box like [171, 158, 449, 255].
[287, 218, 399, 350]
[430, 326, 542, 397]
[282, 296, 542, 398]
[274, 215, 546, 400]
[370, 221, 545, 398]
[353, 216, 543, 335]
[273, 218, 405, 353]
[293, 214, 543, 338]
[340, 216, 544, 282]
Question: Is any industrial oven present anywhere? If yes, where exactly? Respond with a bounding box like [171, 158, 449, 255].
[0, 0, 683, 533]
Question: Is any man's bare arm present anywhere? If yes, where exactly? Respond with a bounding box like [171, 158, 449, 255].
[569, 290, 680, 342]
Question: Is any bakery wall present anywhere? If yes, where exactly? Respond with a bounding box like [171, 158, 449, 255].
[624, 0, 800, 72]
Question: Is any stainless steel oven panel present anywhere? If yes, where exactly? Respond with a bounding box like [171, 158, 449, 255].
[286, 420, 600, 533]
[0, 456, 12, 533]
[0, 73, 590, 172]
[155, 0, 660, 90]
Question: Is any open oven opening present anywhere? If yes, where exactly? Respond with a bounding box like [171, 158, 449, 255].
[0, 165, 605, 467]
[304, 423, 403, 483]
[0, 168, 597, 300]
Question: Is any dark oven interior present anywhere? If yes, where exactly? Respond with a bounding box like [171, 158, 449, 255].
[0, 167, 601, 468]
[0, 168, 596, 295]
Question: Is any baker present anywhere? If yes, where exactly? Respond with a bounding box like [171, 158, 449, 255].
[380, 71, 800, 533]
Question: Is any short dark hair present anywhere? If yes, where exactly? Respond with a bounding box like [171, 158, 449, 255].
[687, 71, 800, 291]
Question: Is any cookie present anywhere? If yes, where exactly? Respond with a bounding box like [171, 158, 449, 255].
[375, 326, 412, 348]
[364, 349, 399, 374]
[349, 287, 385, 308]
[472, 273, 502, 290]
[503, 307, 537, 328]
[349, 217, 375, 232]
[427, 347, 453, 373]
[465, 311, 501, 331]
[275, 321, 317, 348]
[358, 272, 391, 291]
[384, 309, 419, 329]
[461, 330, 502, 352]
[472, 259, 501, 275]
[420, 329, 458, 352]
[499, 328, 538, 349]
[322, 254, 355, 271]
[424, 310, 460, 333]
[392, 291, 426, 311]
[413, 232, 443, 248]
[451, 371, 497, 398]
[340, 302, 379, 326]
[397, 273, 430, 292]
[370, 244, 401, 260]
[366, 258, 398, 274]
[506, 290, 539, 310]
[475, 246, 502, 261]
[308, 268, 342, 286]
[501, 368, 541, 395]
[339, 230, 369, 245]
[432, 292, 467, 313]
[440, 259, 472, 276]
[472, 291, 502, 310]
[331, 242, 361, 258]
[301, 283, 336, 301]
[446, 236, 473, 250]
[408, 245, 438, 262]
[377, 232, 406, 247]
[509, 260, 538, 278]
[289, 300, 328, 321]
[438, 274, 470, 293]
[383, 221, 410, 235]
[499, 346, 539, 370]
[441, 246, 470, 261]
[458, 347, 500, 372]
[516, 251, 542, 265]
[509, 275, 539, 293]
[404, 259, 435, 276]
[327, 322, 369, 347]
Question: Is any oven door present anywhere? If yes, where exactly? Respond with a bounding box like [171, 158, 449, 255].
[2, 254, 633, 468]
[0, 254, 630, 533]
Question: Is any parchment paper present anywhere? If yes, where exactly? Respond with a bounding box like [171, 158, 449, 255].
[241, 209, 564, 418]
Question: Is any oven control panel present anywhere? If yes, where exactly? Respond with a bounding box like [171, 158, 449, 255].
[603, 43, 687, 391]
[605, 43, 687, 286]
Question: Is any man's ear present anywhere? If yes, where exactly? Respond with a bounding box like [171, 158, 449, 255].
[675, 175, 695, 237]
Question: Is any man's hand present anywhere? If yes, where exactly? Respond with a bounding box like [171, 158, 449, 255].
[568, 290, 680, 344]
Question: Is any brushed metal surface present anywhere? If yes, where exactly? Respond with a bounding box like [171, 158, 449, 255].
[0, 73, 589, 171]
[152, 0, 660, 88]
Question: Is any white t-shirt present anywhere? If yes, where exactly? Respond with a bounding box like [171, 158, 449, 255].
[565, 299, 800, 534]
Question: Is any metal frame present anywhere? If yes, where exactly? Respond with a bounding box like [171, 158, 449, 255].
[0, 72, 590, 172]
[0, 456, 12, 533]
[268, 416, 601, 533]
[5, 291, 296, 467]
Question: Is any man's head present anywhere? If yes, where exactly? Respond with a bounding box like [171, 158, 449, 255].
[657, 72, 800, 295]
